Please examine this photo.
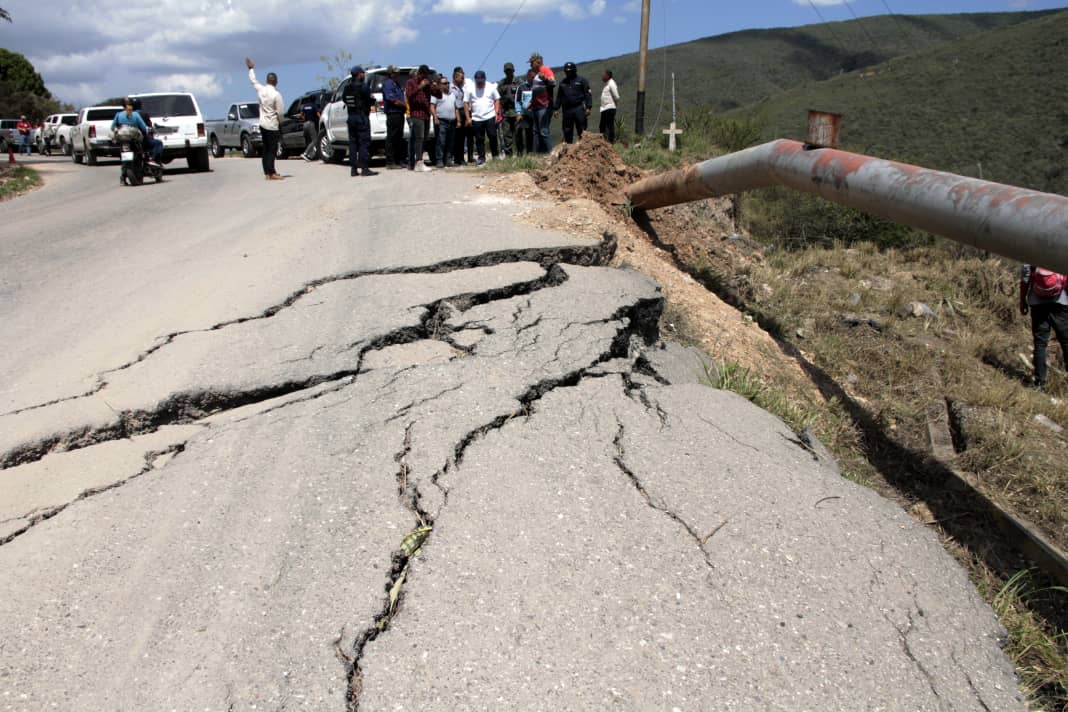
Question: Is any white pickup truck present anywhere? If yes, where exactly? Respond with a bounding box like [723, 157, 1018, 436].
[131, 92, 210, 171]
[70, 106, 122, 165]
[41, 113, 78, 154]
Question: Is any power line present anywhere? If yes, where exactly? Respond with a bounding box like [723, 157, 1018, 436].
[475, 0, 529, 73]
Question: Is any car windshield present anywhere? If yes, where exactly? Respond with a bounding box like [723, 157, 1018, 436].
[136, 95, 197, 117]
[87, 109, 118, 121]
[238, 104, 259, 119]
[61, 116, 78, 125]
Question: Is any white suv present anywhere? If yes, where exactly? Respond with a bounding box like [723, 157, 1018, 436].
[318, 67, 436, 164]
[130, 92, 210, 171]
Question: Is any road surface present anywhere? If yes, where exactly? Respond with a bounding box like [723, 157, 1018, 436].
[0, 155, 1023, 710]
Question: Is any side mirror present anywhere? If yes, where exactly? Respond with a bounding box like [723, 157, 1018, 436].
[227, 112, 237, 120]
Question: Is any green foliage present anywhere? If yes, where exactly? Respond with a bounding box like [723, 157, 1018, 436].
[318, 50, 353, 91]
[745, 185, 933, 250]
[0, 48, 48, 96]
[730, 9, 1068, 194]
[0, 49, 64, 121]
[703, 360, 816, 434]
[482, 154, 541, 173]
[580, 10, 1048, 131]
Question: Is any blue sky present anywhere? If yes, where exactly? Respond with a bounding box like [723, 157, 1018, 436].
[1, 0, 1064, 119]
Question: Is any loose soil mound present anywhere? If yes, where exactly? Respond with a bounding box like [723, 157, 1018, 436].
[533, 134, 643, 205]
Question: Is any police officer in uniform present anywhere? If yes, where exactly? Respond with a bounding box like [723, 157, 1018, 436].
[343, 66, 377, 177]
[553, 61, 592, 144]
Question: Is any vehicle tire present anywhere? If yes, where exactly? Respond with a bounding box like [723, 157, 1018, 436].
[129, 164, 144, 186]
[210, 135, 225, 158]
[319, 131, 344, 164]
[240, 134, 255, 158]
[86, 146, 97, 166]
[187, 147, 210, 172]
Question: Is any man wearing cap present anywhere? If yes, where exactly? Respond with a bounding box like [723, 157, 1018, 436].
[553, 61, 592, 144]
[463, 70, 501, 166]
[382, 65, 406, 169]
[16, 116, 31, 156]
[342, 66, 376, 177]
[246, 57, 285, 180]
[527, 52, 556, 153]
[404, 64, 442, 171]
[497, 62, 519, 158]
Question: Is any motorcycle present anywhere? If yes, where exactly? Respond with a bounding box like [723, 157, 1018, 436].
[114, 125, 163, 186]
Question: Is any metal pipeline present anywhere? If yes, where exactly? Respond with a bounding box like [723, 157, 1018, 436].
[624, 139, 1068, 273]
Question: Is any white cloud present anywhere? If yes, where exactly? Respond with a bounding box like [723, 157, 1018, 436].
[153, 73, 225, 97]
[5, 0, 418, 107]
[589, 0, 607, 16]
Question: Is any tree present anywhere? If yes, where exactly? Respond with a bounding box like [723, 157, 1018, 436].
[317, 50, 352, 90]
[0, 49, 49, 96]
[0, 49, 62, 121]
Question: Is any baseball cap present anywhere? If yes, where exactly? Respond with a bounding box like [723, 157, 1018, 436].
[474, 70, 486, 81]
[350, 65, 364, 76]
[529, 52, 542, 62]
[387, 64, 398, 74]
[504, 62, 515, 71]
[564, 62, 577, 71]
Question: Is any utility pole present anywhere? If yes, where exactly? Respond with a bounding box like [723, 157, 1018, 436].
[634, 0, 651, 136]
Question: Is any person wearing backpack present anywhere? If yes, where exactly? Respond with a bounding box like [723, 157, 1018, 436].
[1020, 264, 1068, 389]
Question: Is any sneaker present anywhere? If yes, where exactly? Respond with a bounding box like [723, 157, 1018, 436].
[417, 163, 432, 172]
[361, 169, 379, 176]
[476, 158, 485, 166]
[302, 153, 312, 162]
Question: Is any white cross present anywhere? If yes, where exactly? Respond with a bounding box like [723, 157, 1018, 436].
[663, 121, 683, 152]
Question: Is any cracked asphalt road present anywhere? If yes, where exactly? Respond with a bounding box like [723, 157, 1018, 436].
[0, 158, 1023, 710]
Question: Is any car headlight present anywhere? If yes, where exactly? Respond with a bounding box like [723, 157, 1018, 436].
[251, 125, 261, 135]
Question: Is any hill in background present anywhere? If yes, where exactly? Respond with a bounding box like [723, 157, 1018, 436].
[728, 9, 1068, 194]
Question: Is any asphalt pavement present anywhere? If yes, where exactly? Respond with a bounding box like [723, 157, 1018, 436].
[0, 153, 1024, 710]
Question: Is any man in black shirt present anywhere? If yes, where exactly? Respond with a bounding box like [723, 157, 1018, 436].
[343, 66, 376, 177]
[553, 61, 592, 144]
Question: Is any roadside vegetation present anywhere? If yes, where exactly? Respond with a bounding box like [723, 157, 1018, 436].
[610, 104, 1068, 706]
[0, 164, 41, 201]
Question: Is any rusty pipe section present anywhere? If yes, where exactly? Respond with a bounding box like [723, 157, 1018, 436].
[625, 139, 1068, 273]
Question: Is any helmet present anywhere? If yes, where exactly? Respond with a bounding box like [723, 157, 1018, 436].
[122, 96, 134, 107]
[564, 62, 577, 72]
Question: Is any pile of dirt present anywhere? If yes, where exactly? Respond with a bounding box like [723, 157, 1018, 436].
[533, 133, 643, 205]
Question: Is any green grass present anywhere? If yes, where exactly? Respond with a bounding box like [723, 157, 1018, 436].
[480, 154, 542, 173]
[0, 165, 41, 200]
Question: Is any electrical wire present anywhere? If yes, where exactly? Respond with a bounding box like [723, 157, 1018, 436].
[802, 0, 886, 114]
[475, 0, 529, 74]
[644, 0, 670, 139]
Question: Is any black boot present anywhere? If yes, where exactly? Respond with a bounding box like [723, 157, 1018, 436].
[361, 168, 378, 176]
[351, 168, 358, 176]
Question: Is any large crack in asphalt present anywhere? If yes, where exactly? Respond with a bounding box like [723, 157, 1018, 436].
[0, 440, 195, 546]
[0, 246, 606, 471]
[342, 293, 664, 711]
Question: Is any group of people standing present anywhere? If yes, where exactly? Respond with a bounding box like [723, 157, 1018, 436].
[246, 52, 622, 179]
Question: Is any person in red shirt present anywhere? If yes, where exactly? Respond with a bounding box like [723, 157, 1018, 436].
[16, 116, 32, 156]
[527, 53, 556, 153]
[404, 64, 442, 171]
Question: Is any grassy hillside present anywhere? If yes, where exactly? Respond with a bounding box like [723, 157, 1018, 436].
[728, 9, 1068, 194]
[573, 10, 1052, 120]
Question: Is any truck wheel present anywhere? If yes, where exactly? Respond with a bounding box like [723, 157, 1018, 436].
[210, 135, 225, 158]
[241, 134, 255, 158]
[86, 147, 97, 166]
[319, 131, 343, 164]
[187, 147, 210, 172]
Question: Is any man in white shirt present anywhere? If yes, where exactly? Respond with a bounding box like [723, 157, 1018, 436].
[599, 69, 620, 143]
[246, 57, 285, 180]
[463, 70, 501, 166]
